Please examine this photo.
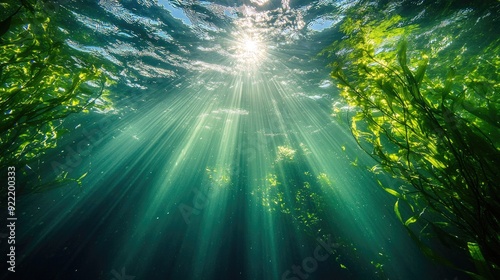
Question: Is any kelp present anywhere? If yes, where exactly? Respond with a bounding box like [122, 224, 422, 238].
[254, 142, 387, 277]
[322, 3, 500, 279]
[256, 144, 326, 234]
[0, 1, 114, 196]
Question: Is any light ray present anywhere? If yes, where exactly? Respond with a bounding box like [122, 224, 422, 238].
[15, 7, 440, 280]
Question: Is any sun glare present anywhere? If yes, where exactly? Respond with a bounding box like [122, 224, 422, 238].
[243, 38, 258, 54]
[233, 34, 267, 67]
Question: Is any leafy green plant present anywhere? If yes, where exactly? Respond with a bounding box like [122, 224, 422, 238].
[322, 8, 500, 279]
[256, 145, 321, 230]
[255, 143, 388, 277]
[0, 1, 114, 195]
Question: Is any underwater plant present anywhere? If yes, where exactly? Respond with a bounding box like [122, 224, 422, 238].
[256, 144, 326, 235]
[255, 142, 388, 277]
[0, 1, 114, 195]
[322, 3, 500, 279]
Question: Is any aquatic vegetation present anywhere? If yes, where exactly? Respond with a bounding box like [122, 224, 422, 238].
[4, 1, 477, 279]
[258, 143, 325, 233]
[276, 145, 296, 162]
[323, 3, 500, 278]
[317, 173, 333, 189]
[0, 1, 114, 195]
[205, 167, 231, 188]
[256, 143, 389, 276]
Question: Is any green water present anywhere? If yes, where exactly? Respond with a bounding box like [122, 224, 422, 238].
[1, 0, 499, 279]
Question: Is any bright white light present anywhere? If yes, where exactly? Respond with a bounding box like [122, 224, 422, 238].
[249, 0, 269, 6]
[243, 38, 258, 54]
[233, 34, 267, 68]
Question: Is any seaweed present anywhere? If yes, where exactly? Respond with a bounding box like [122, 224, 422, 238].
[0, 1, 114, 196]
[322, 5, 500, 279]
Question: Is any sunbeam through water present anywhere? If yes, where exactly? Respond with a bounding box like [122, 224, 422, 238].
[1, 0, 499, 280]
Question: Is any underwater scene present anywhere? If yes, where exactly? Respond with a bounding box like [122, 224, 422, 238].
[1, 0, 499, 279]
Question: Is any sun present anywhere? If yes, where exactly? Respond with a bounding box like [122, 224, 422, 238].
[233, 34, 267, 67]
[242, 38, 258, 54]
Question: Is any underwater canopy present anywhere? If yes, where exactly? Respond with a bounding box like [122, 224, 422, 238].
[1, 0, 499, 279]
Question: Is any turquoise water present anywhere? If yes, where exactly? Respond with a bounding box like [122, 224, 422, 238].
[2, 0, 498, 279]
